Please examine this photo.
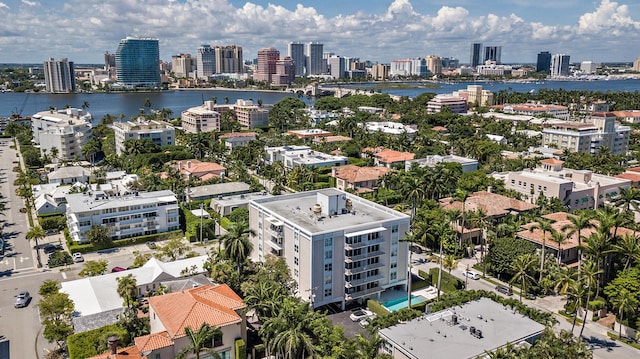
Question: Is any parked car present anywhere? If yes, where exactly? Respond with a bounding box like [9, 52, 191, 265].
[495, 285, 513, 296]
[410, 245, 423, 254]
[111, 266, 126, 273]
[14, 291, 31, 308]
[72, 253, 84, 263]
[350, 308, 376, 322]
[462, 271, 480, 280]
[42, 244, 60, 254]
[146, 241, 157, 249]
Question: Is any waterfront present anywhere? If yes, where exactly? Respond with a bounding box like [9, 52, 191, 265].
[2, 79, 640, 122]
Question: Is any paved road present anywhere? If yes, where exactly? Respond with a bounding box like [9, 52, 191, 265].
[0, 138, 35, 274]
[410, 250, 640, 359]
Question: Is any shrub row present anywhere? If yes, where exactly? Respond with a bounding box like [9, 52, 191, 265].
[366, 299, 389, 316]
[68, 230, 183, 254]
[67, 324, 129, 359]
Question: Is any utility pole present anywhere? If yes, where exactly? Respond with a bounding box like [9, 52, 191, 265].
[199, 203, 204, 243]
[407, 247, 413, 308]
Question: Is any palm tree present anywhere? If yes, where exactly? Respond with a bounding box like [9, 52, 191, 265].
[582, 232, 610, 298]
[550, 231, 568, 264]
[612, 233, 640, 270]
[220, 221, 255, 275]
[244, 281, 283, 319]
[116, 274, 138, 308]
[553, 267, 577, 296]
[613, 187, 640, 213]
[566, 279, 587, 334]
[528, 218, 556, 282]
[579, 260, 603, 338]
[355, 333, 385, 359]
[561, 212, 594, 273]
[453, 189, 469, 246]
[26, 226, 46, 268]
[509, 253, 536, 302]
[442, 254, 459, 274]
[260, 298, 317, 359]
[469, 208, 490, 277]
[400, 175, 425, 221]
[610, 288, 639, 339]
[178, 323, 222, 359]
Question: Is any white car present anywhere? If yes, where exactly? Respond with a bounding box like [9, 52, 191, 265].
[463, 271, 480, 280]
[72, 252, 84, 263]
[350, 309, 376, 322]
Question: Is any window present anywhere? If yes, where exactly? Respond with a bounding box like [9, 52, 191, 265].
[212, 332, 223, 347]
[324, 250, 332, 259]
[390, 271, 397, 280]
[325, 289, 332, 297]
[324, 263, 332, 272]
[324, 238, 333, 247]
[390, 262, 397, 269]
[391, 225, 399, 233]
[294, 257, 299, 265]
[294, 244, 299, 253]
[325, 275, 332, 285]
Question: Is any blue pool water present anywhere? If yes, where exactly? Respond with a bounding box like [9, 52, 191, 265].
[383, 295, 427, 312]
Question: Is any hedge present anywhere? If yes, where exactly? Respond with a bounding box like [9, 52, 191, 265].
[67, 324, 129, 359]
[429, 268, 462, 293]
[366, 299, 389, 316]
[48, 251, 73, 268]
[235, 338, 247, 359]
[220, 217, 233, 230]
[68, 230, 183, 254]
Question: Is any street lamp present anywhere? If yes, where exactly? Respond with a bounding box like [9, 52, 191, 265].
[199, 203, 204, 243]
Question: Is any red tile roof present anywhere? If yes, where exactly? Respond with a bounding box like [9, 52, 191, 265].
[540, 158, 564, 165]
[87, 346, 147, 359]
[440, 191, 538, 217]
[332, 165, 391, 184]
[219, 132, 257, 139]
[148, 284, 245, 339]
[134, 332, 174, 352]
[374, 149, 415, 163]
[615, 173, 640, 183]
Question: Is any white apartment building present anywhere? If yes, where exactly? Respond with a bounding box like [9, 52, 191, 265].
[493, 159, 631, 210]
[364, 122, 418, 136]
[405, 155, 478, 173]
[31, 108, 93, 161]
[427, 94, 468, 114]
[249, 189, 410, 309]
[65, 190, 180, 243]
[389, 58, 427, 77]
[113, 118, 175, 155]
[542, 113, 630, 155]
[181, 101, 221, 133]
[264, 145, 348, 169]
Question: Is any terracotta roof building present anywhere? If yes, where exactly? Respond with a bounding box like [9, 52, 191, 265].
[88, 345, 147, 359]
[361, 147, 415, 168]
[219, 132, 257, 150]
[169, 159, 226, 181]
[331, 165, 391, 193]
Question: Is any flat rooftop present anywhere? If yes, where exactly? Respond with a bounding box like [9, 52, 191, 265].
[66, 190, 177, 212]
[189, 182, 251, 198]
[251, 189, 408, 235]
[379, 297, 545, 359]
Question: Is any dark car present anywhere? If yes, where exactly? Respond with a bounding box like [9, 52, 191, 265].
[14, 291, 31, 308]
[495, 285, 513, 296]
[146, 241, 157, 249]
[111, 266, 127, 273]
[42, 244, 61, 254]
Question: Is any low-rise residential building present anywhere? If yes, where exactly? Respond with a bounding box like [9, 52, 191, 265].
[491, 103, 569, 119]
[331, 165, 391, 193]
[181, 100, 221, 133]
[440, 191, 537, 244]
[233, 99, 269, 129]
[47, 166, 92, 184]
[31, 108, 93, 161]
[171, 159, 226, 181]
[379, 297, 545, 359]
[364, 121, 418, 136]
[405, 155, 478, 173]
[211, 191, 273, 217]
[187, 181, 251, 201]
[65, 190, 180, 243]
[312, 135, 352, 144]
[113, 118, 175, 155]
[362, 147, 415, 168]
[219, 132, 257, 150]
[611, 110, 640, 124]
[264, 145, 348, 169]
[492, 159, 631, 209]
[427, 94, 468, 114]
[287, 129, 332, 140]
[615, 166, 640, 187]
[541, 113, 630, 155]
[249, 189, 410, 309]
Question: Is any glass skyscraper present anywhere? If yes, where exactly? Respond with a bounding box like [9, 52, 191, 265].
[115, 37, 161, 88]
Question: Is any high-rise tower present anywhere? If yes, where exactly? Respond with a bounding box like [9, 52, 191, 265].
[43, 58, 76, 94]
[483, 46, 502, 64]
[470, 43, 482, 67]
[115, 37, 161, 88]
[306, 42, 324, 75]
[551, 54, 570, 77]
[288, 42, 305, 77]
[536, 51, 552, 73]
[254, 47, 280, 83]
[196, 44, 216, 79]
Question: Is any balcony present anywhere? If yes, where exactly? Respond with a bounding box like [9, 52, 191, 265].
[344, 261, 385, 275]
[345, 249, 385, 263]
[344, 285, 383, 301]
[345, 273, 385, 288]
[344, 236, 385, 250]
[267, 237, 283, 251]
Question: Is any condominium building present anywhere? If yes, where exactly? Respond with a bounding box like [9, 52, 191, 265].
[470, 43, 482, 67]
[476, 63, 512, 76]
[181, 101, 221, 133]
[113, 118, 175, 155]
[427, 94, 468, 114]
[459, 85, 493, 107]
[43, 58, 76, 93]
[229, 99, 266, 129]
[634, 56, 640, 72]
[426, 55, 442, 75]
[249, 189, 410, 309]
[115, 37, 161, 87]
[288, 42, 306, 77]
[542, 113, 630, 155]
[551, 54, 570, 77]
[483, 46, 502, 64]
[273, 56, 295, 85]
[536, 51, 552, 73]
[306, 42, 324, 75]
[371, 63, 390, 80]
[493, 159, 631, 209]
[65, 190, 180, 243]
[215, 45, 244, 74]
[254, 47, 279, 83]
[405, 155, 478, 173]
[491, 103, 569, 119]
[389, 58, 427, 77]
[328, 56, 346, 79]
[581, 61, 599, 74]
[196, 44, 216, 79]
[264, 145, 348, 169]
[31, 108, 93, 161]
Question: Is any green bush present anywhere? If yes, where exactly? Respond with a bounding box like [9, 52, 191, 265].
[48, 251, 73, 268]
[429, 268, 462, 293]
[592, 315, 600, 321]
[68, 230, 183, 254]
[229, 208, 249, 223]
[366, 299, 389, 317]
[411, 279, 430, 291]
[589, 298, 606, 311]
[235, 338, 247, 359]
[39, 215, 67, 231]
[67, 324, 129, 359]
[220, 217, 233, 229]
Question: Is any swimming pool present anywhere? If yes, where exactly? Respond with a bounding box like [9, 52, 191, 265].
[383, 295, 428, 312]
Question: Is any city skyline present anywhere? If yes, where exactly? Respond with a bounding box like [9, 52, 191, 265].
[0, 0, 639, 64]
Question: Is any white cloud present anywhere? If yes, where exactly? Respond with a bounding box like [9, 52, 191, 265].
[0, 0, 638, 63]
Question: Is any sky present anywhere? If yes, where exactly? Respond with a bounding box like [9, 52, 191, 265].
[0, 0, 639, 64]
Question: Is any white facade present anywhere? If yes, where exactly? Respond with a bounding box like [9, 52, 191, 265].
[390, 58, 427, 77]
[181, 101, 221, 133]
[406, 155, 478, 173]
[196, 44, 216, 79]
[65, 190, 180, 243]
[31, 108, 93, 161]
[551, 54, 570, 77]
[364, 122, 418, 136]
[113, 118, 175, 155]
[264, 145, 348, 169]
[233, 99, 269, 129]
[542, 113, 630, 155]
[427, 94, 468, 114]
[43, 58, 75, 93]
[249, 189, 410, 309]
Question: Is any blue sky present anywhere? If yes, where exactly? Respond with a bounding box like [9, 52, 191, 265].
[0, 0, 639, 64]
